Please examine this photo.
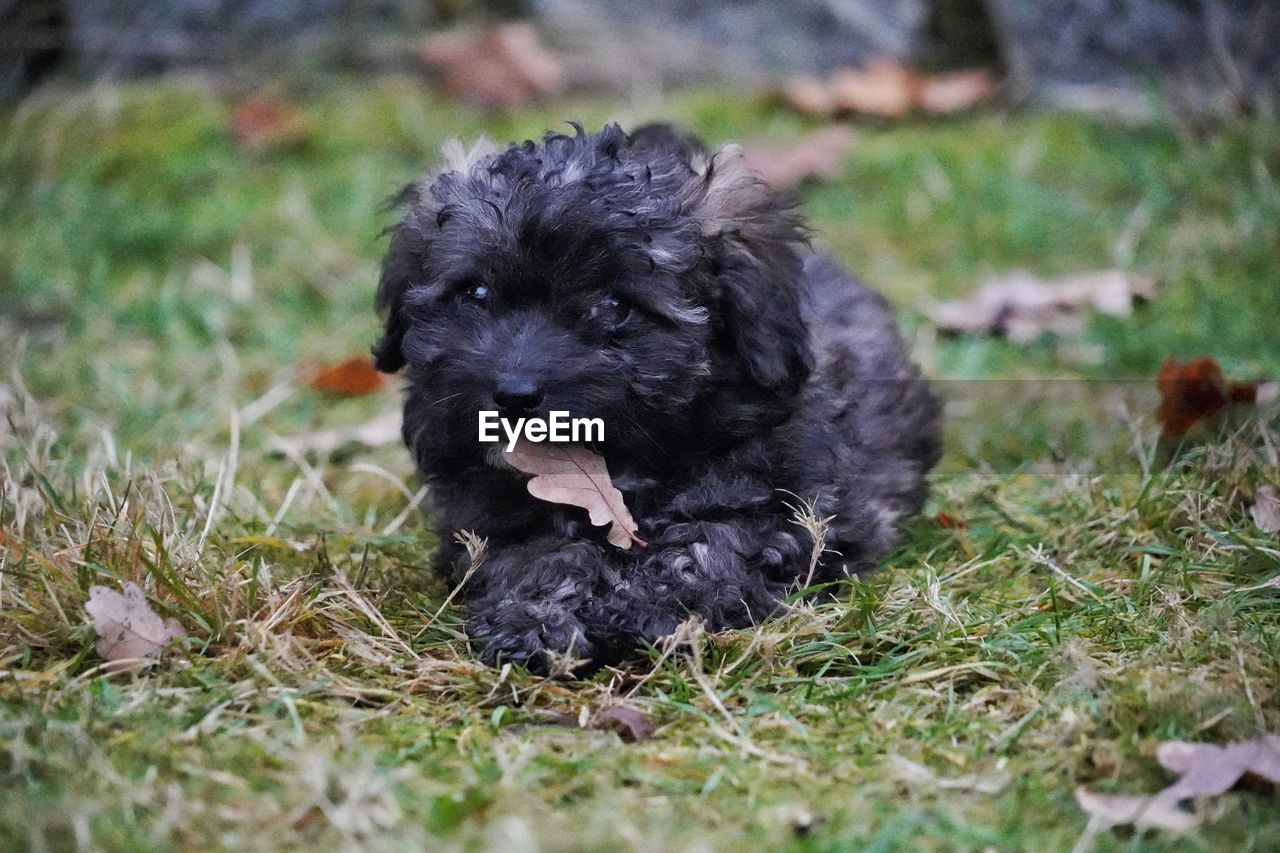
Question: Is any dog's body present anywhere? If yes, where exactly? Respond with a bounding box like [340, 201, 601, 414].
[375, 124, 941, 670]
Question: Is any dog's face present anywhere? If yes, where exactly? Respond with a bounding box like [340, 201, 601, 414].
[374, 125, 813, 471]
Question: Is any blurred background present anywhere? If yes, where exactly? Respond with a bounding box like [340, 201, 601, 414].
[1, 0, 1278, 467]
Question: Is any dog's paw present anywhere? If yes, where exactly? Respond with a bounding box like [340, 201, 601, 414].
[468, 608, 597, 676]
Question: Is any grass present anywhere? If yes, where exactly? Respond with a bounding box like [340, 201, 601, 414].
[2, 76, 1280, 851]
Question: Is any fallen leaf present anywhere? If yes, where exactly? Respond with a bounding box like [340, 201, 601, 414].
[780, 77, 836, 116]
[503, 438, 644, 549]
[85, 582, 186, 671]
[740, 125, 856, 190]
[781, 59, 997, 118]
[1157, 736, 1280, 791]
[934, 511, 965, 529]
[1075, 734, 1280, 837]
[591, 705, 656, 743]
[229, 95, 309, 150]
[1252, 485, 1280, 535]
[536, 703, 656, 742]
[269, 410, 402, 457]
[1155, 356, 1258, 438]
[1073, 787, 1201, 833]
[917, 70, 999, 115]
[827, 59, 918, 118]
[926, 269, 1158, 342]
[303, 356, 386, 396]
[420, 22, 564, 109]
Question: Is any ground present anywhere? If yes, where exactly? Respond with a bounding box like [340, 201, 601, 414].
[1, 79, 1279, 851]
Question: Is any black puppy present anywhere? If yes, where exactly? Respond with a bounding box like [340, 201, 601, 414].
[374, 123, 941, 671]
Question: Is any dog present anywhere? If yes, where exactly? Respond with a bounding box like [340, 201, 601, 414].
[374, 123, 942, 671]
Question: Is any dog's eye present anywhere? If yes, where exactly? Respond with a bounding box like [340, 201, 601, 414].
[589, 294, 631, 326]
[464, 283, 489, 303]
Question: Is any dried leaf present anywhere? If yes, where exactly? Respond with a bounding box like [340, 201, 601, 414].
[85, 582, 186, 670]
[934, 511, 965, 530]
[1251, 485, 1280, 535]
[1157, 736, 1280, 790]
[741, 126, 856, 190]
[591, 705, 656, 743]
[229, 95, 309, 150]
[780, 77, 836, 116]
[420, 23, 564, 109]
[269, 410, 402, 457]
[781, 59, 997, 118]
[1073, 787, 1201, 833]
[828, 59, 918, 118]
[917, 70, 999, 115]
[1155, 356, 1257, 438]
[927, 269, 1158, 342]
[1075, 734, 1280, 837]
[536, 703, 656, 742]
[303, 356, 386, 396]
[503, 439, 644, 549]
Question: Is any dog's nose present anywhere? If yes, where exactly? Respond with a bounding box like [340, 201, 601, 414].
[492, 377, 544, 413]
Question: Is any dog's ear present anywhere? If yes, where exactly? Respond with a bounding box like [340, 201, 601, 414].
[373, 138, 501, 372]
[372, 207, 422, 373]
[689, 145, 813, 395]
[371, 181, 424, 373]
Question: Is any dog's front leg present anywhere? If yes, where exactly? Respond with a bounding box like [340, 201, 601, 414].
[462, 535, 607, 672]
[582, 516, 808, 654]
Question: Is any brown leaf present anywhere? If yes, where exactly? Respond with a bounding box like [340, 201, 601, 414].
[1075, 734, 1280, 837]
[503, 439, 644, 549]
[591, 705, 656, 743]
[1251, 485, 1280, 535]
[420, 22, 564, 109]
[916, 70, 999, 115]
[828, 59, 919, 118]
[740, 126, 856, 191]
[536, 703, 656, 742]
[85, 582, 186, 671]
[1157, 736, 1280, 789]
[229, 95, 309, 150]
[1155, 356, 1257, 438]
[303, 356, 387, 396]
[781, 59, 997, 118]
[934, 511, 965, 530]
[780, 77, 836, 116]
[926, 269, 1158, 342]
[1073, 787, 1201, 833]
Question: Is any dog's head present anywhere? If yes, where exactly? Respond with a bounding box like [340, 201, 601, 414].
[375, 123, 812, 470]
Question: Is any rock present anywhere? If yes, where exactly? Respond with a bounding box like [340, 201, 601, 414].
[985, 0, 1280, 117]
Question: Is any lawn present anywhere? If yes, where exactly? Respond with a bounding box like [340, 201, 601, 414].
[2, 77, 1279, 851]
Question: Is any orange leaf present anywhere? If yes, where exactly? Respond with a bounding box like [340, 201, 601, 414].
[1155, 356, 1256, 438]
[503, 439, 645, 549]
[934, 511, 965, 530]
[229, 95, 308, 150]
[304, 356, 386, 396]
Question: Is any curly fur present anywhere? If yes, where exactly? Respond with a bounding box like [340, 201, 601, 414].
[374, 122, 942, 671]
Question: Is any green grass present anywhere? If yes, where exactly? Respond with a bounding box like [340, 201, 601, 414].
[2, 77, 1279, 851]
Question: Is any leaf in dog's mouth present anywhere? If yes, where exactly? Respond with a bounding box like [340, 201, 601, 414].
[502, 439, 646, 549]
